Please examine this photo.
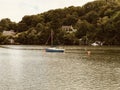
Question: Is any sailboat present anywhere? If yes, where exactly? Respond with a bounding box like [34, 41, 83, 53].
[45, 30, 65, 52]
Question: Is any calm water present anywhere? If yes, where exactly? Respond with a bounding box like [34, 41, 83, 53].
[0, 45, 120, 90]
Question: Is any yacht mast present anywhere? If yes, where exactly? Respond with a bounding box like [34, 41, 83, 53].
[51, 30, 53, 46]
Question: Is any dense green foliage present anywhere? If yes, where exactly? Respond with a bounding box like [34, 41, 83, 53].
[0, 0, 120, 45]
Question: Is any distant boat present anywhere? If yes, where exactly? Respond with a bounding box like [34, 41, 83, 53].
[45, 30, 65, 53]
[91, 43, 99, 46]
[91, 41, 103, 46]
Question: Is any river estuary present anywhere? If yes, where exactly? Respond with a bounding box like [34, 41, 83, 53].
[0, 45, 120, 90]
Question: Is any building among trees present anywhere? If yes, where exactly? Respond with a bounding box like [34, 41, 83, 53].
[2, 30, 16, 36]
[61, 25, 77, 33]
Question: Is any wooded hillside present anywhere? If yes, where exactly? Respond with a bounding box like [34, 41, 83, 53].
[0, 0, 120, 45]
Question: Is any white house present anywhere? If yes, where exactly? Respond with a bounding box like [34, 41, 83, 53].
[62, 25, 77, 33]
[2, 30, 16, 44]
[2, 30, 16, 36]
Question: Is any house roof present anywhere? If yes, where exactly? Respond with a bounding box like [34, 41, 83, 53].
[2, 30, 16, 36]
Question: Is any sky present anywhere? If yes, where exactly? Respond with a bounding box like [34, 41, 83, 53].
[0, 0, 94, 22]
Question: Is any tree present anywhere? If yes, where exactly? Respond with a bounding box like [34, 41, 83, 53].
[17, 22, 28, 32]
[0, 18, 13, 31]
[82, 10, 99, 23]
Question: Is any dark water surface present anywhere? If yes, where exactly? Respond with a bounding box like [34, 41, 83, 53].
[0, 45, 120, 90]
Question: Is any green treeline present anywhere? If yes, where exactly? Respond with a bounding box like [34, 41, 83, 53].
[0, 0, 120, 45]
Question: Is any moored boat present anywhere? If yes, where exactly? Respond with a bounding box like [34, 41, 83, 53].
[45, 30, 65, 53]
[46, 47, 65, 52]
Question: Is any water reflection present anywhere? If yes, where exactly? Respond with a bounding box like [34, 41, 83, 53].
[0, 49, 23, 89]
[0, 46, 120, 90]
[8, 49, 23, 81]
